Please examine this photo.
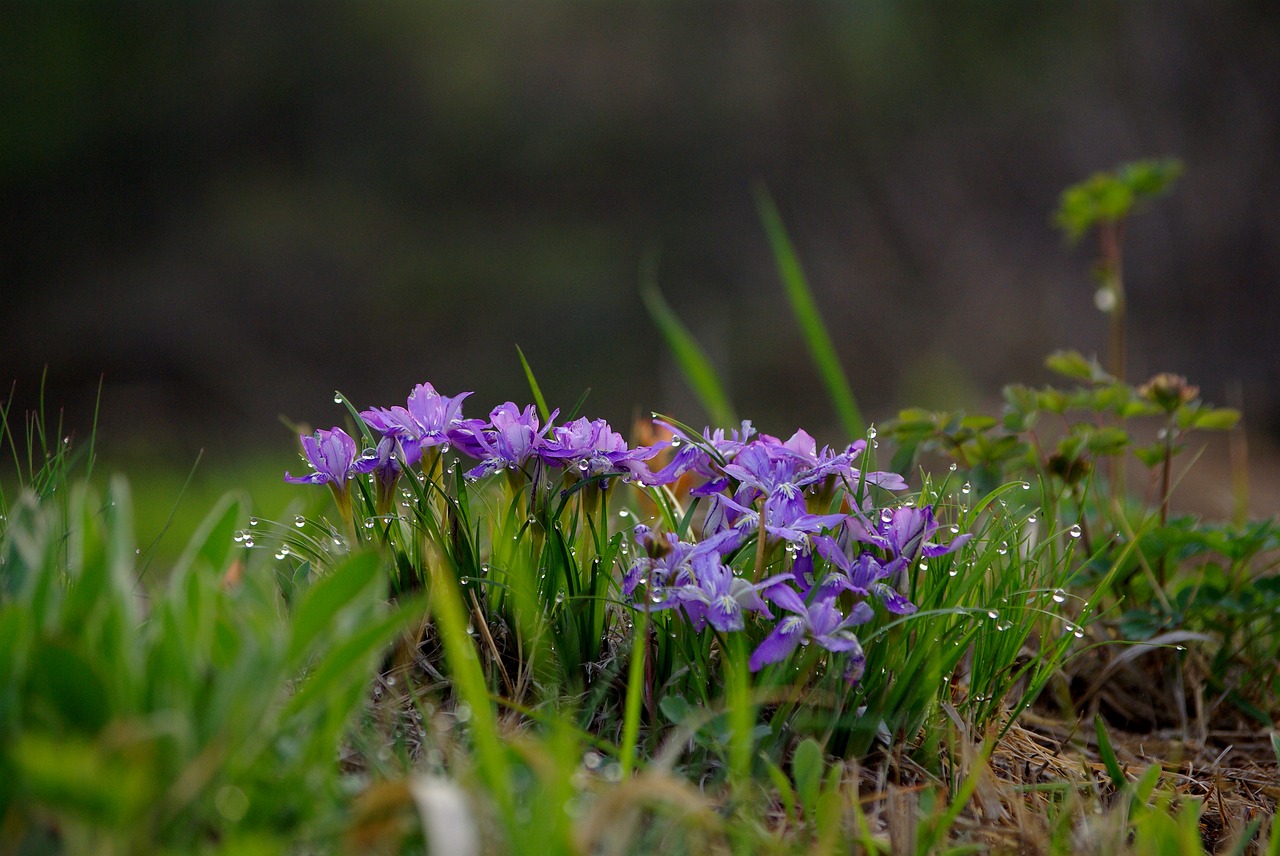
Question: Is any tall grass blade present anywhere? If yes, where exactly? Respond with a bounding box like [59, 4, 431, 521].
[641, 261, 737, 428]
[516, 345, 552, 424]
[754, 185, 866, 440]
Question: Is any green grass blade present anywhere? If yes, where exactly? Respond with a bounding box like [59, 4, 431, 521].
[641, 266, 737, 428]
[1094, 713, 1127, 790]
[754, 185, 866, 440]
[516, 344, 552, 424]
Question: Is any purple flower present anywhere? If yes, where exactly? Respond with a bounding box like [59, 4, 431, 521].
[644, 421, 757, 486]
[623, 525, 744, 597]
[285, 426, 361, 530]
[361, 382, 471, 467]
[457, 402, 559, 480]
[666, 550, 789, 632]
[849, 505, 972, 568]
[542, 417, 659, 484]
[285, 427, 359, 486]
[748, 586, 871, 680]
[810, 534, 917, 615]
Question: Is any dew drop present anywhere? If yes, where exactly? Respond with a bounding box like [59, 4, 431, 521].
[1068, 524, 1082, 539]
[1027, 514, 1038, 524]
[555, 592, 565, 605]
[274, 550, 288, 560]
[997, 542, 1008, 555]
[618, 509, 630, 518]
[243, 538, 254, 548]
[867, 425, 877, 439]
[961, 483, 971, 495]
[918, 562, 928, 571]
[248, 517, 259, 527]
[1021, 481, 1031, 490]
[1052, 589, 1066, 604]
[997, 621, 1012, 631]
[233, 530, 247, 543]
[987, 610, 999, 619]
[455, 703, 472, 723]
[364, 518, 376, 529]
[1073, 628, 1085, 639]
[949, 525, 960, 534]
[334, 392, 343, 404]
[479, 563, 490, 575]
[294, 515, 306, 528]
[948, 568, 958, 577]
[948, 462, 957, 472]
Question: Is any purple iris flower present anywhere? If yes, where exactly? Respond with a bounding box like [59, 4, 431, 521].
[285, 427, 359, 486]
[457, 402, 559, 480]
[622, 525, 744, 597]
[749, 584, 871, 681]
[361, 382, 472, 467]
[542, 417, 659, 484]
[849, 505, 972, 570]
[810, 534, 917, 615]
[666, 550, 789, 632]
[644, 421, 757, 486]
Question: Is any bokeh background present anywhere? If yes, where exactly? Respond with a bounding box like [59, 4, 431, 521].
[4, 3, 1279, 516]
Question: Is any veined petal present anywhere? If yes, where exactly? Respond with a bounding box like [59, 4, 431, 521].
[749, 615, 807, 671]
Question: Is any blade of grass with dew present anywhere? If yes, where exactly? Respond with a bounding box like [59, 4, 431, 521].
[516, 345, 552, 424]
[754, 185, 865, 440]
[641, 277, 737, 429]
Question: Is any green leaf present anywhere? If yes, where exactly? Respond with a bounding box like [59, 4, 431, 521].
[287, 552, 383, 662]
[1188, 407, 1241, 431]
[1094, 714, 1127, 790]
[173, 493, 242, 578]
[26, 639, 111, 734]
[640, 279, 737, 429]
[1045, 349, 1108, 382]
[791, 736, 825, 819]
[755, 185, 865, 440]
[516, 345, 552, 424]
[658, 694, 692, 725]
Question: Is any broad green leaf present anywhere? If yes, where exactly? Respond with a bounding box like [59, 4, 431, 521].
[1045, 349, 1106, 382]
[174, 492, 243, 578]
[791, 736, 824, 819]
[288, 552, 383, 662]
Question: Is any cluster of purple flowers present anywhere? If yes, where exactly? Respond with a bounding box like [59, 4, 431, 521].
[287, 383, 658, 496]
[624, 423, 969, 683]
[286, 382, 971, 683]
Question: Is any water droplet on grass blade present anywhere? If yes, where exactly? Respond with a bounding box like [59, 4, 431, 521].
[961, 483, 971, 495]
[248, 517, 259, 527]
[1068, 524, 1082, 538]
[294, 515, 306, 528]
[1052, 589, 1066, 603]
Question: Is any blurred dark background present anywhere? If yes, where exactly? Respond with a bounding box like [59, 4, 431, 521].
[4, 3, 1279, 478]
